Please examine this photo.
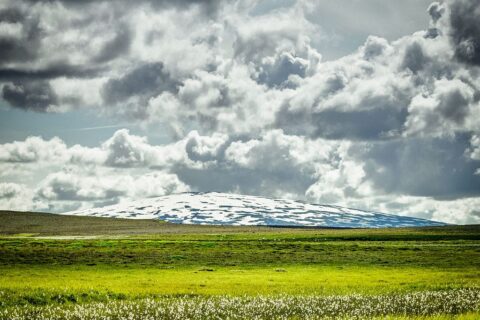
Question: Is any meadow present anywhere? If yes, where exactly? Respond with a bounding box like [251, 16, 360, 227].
[0, 211, 479, 319]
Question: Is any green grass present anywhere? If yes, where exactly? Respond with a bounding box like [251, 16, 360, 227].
[0, 265, 478, 301]
[0, 210, 479, 319]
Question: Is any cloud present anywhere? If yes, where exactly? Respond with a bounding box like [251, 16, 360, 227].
[36, 169, 189, 202]
[0, 129, 183, 169]
[275, 45, 412, 140]
[448, 0, 480, 65]
[255, 51, 309, 88]
[101, 129, 185, 168]
[102, 63, 178, 105]
[2, 81, 58, 112]
[37, 171, 125, 201]
[174, 129, 340, 199]
[362, 36, 392, 60]
[185, 130, 229, 163]
[0, 63, 101, 81]
[102, 62, 179, 119]
[273, 8, 480, 142]
[427, 2, 445, 23]
[102, 129, 151, 167]
[404, 78, 477, 137]
[128, 172, 190, 198]
[0, 136, 67, 162]
[355, 135, 480, 199]
[0, 182, 25, 199]
[401, 41, 428, 74]
[93, 24, 132, 63]
[0, 182, 35, 212]
[0, 6, 41, 64]
[468, 134, 480, 161]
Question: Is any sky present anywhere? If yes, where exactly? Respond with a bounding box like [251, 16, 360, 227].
[0, 0, 479, 224]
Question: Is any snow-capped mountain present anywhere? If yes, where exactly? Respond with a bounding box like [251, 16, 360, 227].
[63, 192, 446, 228]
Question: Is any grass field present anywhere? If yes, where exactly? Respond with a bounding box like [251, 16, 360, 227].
[0, 211, 479, 319]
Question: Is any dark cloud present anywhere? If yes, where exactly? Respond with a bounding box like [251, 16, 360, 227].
[94, 25, 132, 63]
[438, 84, 471, 124]
[427, 2, 444, 23]
[256, 52, 307, 88]
[149, 0, 222, 16]
[0, 7, 42, 64]
[0, 7, 23, 22]
[401, 42, 428, 73]
[449, 0, 480, 65]
[0, 63, 101, 80]
[313, 108, 407, 140]
[22, 0, 222, 16]
[276, 107, 407, 140]
[102, 62, 179, 105]
[175, 165, 315, 198]
[2, 81, 57, 112]
[424, 27, 440, 39]
[358, 135, 480, 199]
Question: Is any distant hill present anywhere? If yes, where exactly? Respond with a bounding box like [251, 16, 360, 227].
[63, 192, 447, 228]
[0, 210, 287, 236]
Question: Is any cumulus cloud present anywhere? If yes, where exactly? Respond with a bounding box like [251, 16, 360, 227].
[255, 51, 309, 88]
[102, 129, 154, 167]
[0, 182, 25, 199]
[185, 131, 229, 163]
[0, 136, 67, 163]
[468, 135, 480, 161]
[37, 171, 124, 201]
[36, 170, 189, 202]
[0, 182, 35, 212]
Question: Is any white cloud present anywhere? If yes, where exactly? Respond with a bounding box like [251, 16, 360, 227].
[0, 182, 35, 212]
[0, 136, 68, 163]
[36, 169, 189, 203]
[468, 135, 480, 161]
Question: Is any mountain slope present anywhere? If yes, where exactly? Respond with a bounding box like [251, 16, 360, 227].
[63, 192, 446, 228]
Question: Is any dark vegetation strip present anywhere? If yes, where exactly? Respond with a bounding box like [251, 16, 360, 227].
[1, 238, 479, 268]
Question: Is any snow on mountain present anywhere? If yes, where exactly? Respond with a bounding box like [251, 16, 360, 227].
[63, 192, 447, 228]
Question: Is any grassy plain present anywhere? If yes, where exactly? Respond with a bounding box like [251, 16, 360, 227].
[0, 210, 479, 319]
